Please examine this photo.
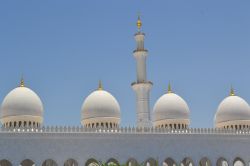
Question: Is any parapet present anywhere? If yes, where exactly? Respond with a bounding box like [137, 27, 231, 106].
[0, 126, 250, 135]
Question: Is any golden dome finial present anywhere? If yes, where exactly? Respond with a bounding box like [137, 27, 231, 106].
[167, 82, 172, 93]
[20, 75, 25, 87]
[98, 80, 103, 90]
[137, 13, 142, 31]
[230, 85, 235, 96]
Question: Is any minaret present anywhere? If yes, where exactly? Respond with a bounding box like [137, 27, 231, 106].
[131, 15, 153, 128]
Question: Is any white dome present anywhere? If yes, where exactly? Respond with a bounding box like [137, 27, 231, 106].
[0, 86, 44, 126]
[215, 95, 250, 125]
[153, 92, 190, 126]
[81, 88, 121, 126]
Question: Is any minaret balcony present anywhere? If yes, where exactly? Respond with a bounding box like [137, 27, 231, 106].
[131, 81, 153, 88]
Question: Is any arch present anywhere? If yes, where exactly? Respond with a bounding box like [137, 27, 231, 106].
[233, 157, 245, 166]
[20, 159, 35, 166]
[85, 158, 99, 166]
[126, 158, 139, 166]
[216, 157, 229, 166]
[199, 157, 211, 166]
[163, 158, 177, 166]
[144, 158, 157, 166]
[42, 159, 58, 166]
[0, 159, 12, 166]
[106, 158, 119, 166]
[181, 157, 194, 166]
[64, 158, 78, 166]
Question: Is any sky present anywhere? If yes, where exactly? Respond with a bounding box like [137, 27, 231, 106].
[0, 1, 249, 128]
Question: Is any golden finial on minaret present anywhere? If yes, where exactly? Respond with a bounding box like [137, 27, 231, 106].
[230, 86, 235, 96]
[137, 13, 142, 31]
[20, 76, 25, 87]
[167, 82, 172, 93]
[98, 80, 103, 90]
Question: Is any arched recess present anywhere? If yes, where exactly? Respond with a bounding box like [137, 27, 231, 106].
[0, 159, 12, 166]
[143, 158, 157, 166]
[163, 158, 177, 166]
[126, 158, 138, 166]
[233, 157, 245, 166]
[181, 157, 194, 166]
[42, 159, 58, 166]
[199, 157, 211, 166]
[85, 158, 99, 166]
[106, 158, 119, 166]
[64, 158, 78, 166]
[20, 159, 35, 166]
[216, 157, 229, 166]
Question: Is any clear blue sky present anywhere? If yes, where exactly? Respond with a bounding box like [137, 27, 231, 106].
[0, 1, 249, 127]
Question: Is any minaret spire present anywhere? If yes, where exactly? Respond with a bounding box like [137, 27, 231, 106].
[137, 13, 142, 31]
[131, 15, 153, 128]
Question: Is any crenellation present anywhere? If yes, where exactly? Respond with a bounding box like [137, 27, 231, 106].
[0, 126, 250, 135]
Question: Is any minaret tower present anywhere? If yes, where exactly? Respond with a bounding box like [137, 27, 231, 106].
[131, 15, 153, 128]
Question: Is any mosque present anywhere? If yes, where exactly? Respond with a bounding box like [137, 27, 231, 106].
[0, 17, 250, 166]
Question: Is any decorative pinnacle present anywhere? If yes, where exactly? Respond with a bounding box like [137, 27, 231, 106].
[20, 76, 25, 87]
[230, 86, 235, 96]
[98, 80, 103, 90]
[137, 13, 142, 31]
[167, 82, 172, 93]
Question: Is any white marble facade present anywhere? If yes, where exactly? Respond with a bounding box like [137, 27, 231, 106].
[0, 127, 249, 166]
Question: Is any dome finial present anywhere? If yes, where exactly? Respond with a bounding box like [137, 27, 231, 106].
[230, 85, 235, 96]
[20, 75, 25, 87]
[98, 80, 103, 90]
[137, 13, 142, 31]
[167, 82, 172, 93]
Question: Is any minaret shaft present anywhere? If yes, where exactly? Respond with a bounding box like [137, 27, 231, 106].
[131, 18, 153, 128]
[132, 82, 152, 128]
[134, 33, 147, 83]
[135, 52, 147, 82]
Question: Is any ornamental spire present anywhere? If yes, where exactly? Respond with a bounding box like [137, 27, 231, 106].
[230, 86, 235, 96]
[98, 80, 103, 90]
[20, 76, 25, 87]
[137, 13, 142, 31]
[167, 82, 172, 93]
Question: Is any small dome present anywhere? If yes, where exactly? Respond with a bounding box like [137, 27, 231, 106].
[0, 80, 44, 127]
[81, 82, 120, 128]
[153, 84, 190, 128]
[215, 89, 250, 128]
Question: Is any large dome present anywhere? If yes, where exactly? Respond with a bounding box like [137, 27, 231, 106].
[81, 82, 121, 128]
[215, 89, 250, 129]
[153, 85, 190, 129]
[0, 80, 44, 128]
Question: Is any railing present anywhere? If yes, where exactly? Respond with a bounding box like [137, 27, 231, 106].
[131, 81, 153, 86]
[0, 126, 250, 135]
